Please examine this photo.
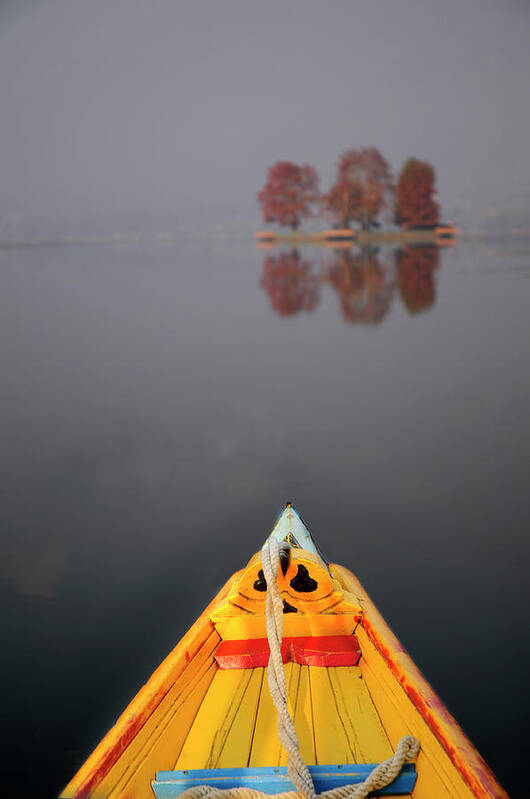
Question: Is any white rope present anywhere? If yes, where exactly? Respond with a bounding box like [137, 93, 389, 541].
[178, 538, 420, 799]
[261, 537, 316, 799]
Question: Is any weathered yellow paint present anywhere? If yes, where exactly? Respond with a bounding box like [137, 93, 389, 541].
[107, 662, 217, 799]
[175, 668, 254, 769]
[215, 668, 264, 768]
[310, 666, 356, 765]
[246, 663, 316, 768]
[249, 663, 304, 767]
[357, 625, 473, 799]
[250, 660, 394, 769]
[284, 663, 298, 726]
[249, 668, 281, 767]
[310, 665, 395, 766]
[328, 666, 393, 763]
[291, 665, 316, 766]
[277, 664, 311, 766]
[212, 612, 358, 641]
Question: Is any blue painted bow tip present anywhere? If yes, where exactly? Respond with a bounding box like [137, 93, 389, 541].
[267, 504, 328, 566]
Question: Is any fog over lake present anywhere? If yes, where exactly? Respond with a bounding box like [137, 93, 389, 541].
[1, 0, 530, 234]
[1, 2, 530, 797]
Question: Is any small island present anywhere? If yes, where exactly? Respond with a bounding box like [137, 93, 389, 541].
[256, 149, 458, 246]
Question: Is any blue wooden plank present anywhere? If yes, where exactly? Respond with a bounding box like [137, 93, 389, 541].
[152, 763, 416, 797]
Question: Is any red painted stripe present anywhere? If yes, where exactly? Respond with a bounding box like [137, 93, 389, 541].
[215, 635, 361, 669]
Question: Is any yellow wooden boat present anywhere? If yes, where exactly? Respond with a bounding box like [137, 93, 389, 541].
[61, 505, 508, 799]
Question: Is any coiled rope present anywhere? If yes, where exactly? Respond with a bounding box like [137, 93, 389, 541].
[179, 537, 420, 799]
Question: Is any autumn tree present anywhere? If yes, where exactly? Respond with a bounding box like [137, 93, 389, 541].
[260, 250, 320, 316]
[330, 148, 393, 230]
[395, 159, 439, 229]
[321, 177, 363, 228]
[396, 246, 440, 313]
[258, 162, 320, 230]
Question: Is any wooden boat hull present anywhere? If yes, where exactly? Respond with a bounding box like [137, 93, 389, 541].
[60, 508, 507, 799]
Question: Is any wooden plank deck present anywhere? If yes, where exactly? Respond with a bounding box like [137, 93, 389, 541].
[175, 663, 395, 771]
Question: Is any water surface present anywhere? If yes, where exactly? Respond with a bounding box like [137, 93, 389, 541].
[1, 235, 529, 797]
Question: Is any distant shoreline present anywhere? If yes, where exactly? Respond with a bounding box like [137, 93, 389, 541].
[4, 227, 530, 251]
[255, 226, 458, 247]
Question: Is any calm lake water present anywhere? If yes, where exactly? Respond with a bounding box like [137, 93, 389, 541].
[1, 235, 529, 798]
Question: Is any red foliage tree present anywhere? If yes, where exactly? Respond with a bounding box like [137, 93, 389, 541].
[321, 177, 363, 228]
[260, 250, 320, 316]
[333, 148, 394, 230]
[395, 159, 439, 229]
[258, 162, 320, 230]
[396, 246, 440, 313]
[324, 250, 394, 325]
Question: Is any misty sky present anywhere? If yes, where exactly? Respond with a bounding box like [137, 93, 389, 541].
[1, 0, 530, 227]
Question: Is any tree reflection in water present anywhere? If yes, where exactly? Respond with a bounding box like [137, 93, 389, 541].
[260, 250, 320, 316]
[324, 249, 395, 325]
[259, 245, 443, 324]
[395, 245, 440, 314]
